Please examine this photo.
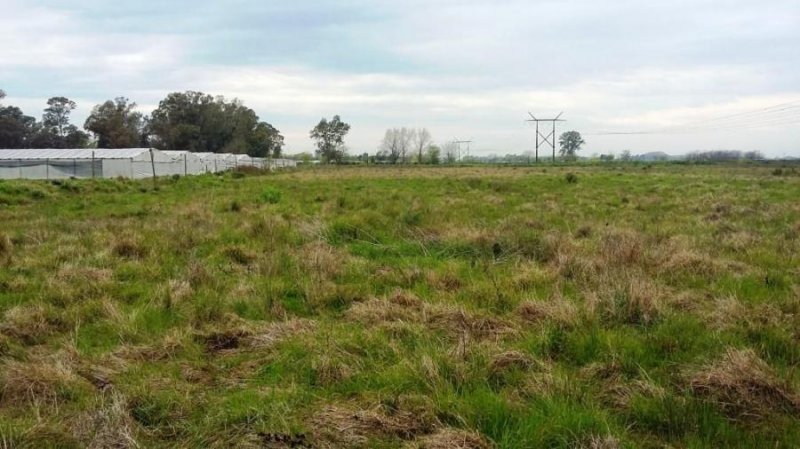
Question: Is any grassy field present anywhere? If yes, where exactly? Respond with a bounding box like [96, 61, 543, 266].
[0, 164, 799, 448]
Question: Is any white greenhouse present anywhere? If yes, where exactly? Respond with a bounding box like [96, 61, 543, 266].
[0, 148, 298, 180]
[162, 151, 204, 176]
[0, 148, 182, 180]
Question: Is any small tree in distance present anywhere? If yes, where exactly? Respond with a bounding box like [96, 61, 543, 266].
[558, 131, 585, 160]
[310, 115, 350, 163]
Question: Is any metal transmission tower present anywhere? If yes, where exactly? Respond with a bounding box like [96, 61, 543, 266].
[526, 112, 565, 163]
[454, 139, 473, 162]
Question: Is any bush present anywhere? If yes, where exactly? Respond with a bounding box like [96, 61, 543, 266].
[259, 187, 282, 204]
[565, 173, 578, 184]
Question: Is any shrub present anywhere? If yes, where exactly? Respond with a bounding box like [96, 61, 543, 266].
[565, 173, 578, 184]
[259, 187, 282, 204]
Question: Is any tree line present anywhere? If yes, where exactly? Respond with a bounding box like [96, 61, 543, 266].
[0, 89, 284, 157]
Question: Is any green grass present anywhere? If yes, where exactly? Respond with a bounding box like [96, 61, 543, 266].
[0, 164, 798, 448]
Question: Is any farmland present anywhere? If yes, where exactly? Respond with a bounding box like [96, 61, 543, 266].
[0, 164, 799, 448]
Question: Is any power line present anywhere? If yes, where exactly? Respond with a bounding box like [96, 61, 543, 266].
[589, 100, 800, 136]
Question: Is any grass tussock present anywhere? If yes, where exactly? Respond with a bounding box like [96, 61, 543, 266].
[405, 428, 493, 449]
[688, 347, 800, 420]
[0, 233, 12, 260]
[112, 236, 148, 259]
[72, 391, 140, 449]
[517, 296, 579, 328]
[0, 349, 89, 409]
[311, 400, 437, 448]
[1, 303, 67, 344]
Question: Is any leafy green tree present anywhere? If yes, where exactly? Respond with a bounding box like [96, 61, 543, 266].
[558, 131, 585, 159]
[38, 97, 88, 148]
[310, 115, 350, 163]
[42, 97, 76, 147]
[426, 145, 441, 165]
[148, 91, 281, 155]
[84, 97, 144, 148]
[0, 105, 36, 148]
[248, 121, 284, 158]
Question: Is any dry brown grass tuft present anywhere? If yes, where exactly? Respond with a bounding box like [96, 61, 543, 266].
[426, 306, 515, 341]
[193, 318, 316, 357]
[313, 354, 355, 386]
[0, 349, 89, 409]
[246, 319, 316, 350]
[552, 252, 598, 282]
[688, 347, 800, 419]
[426, 270, 464, 292]
[311, 401, 436, 447]
[406, 428, 493, 449]
[347, 292, 424, 325]
[588, 276, 664, 326]
[517, 296, 579, 328]
[1, 302, 66, 344]
[707, 296, 785, 331]
[112, 237, 147, 259]
[600, 228, 645, 266]
[519, 363, 565, 398]
[223, 245, 257, 265]
[112, 328, 187, 363]
[0, 233, 14, 261]
[296, 241, 350, 280]
[488, 350, 535, 377]
[578, 435, 621, 449]
[56, 265, 113, 284]
[72, 391, 140, 449]
[166, 279, 193, 306]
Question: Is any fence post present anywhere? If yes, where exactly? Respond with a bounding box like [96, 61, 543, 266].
[92, 151, 96, 178]
[149, 148, 157, 188]
[184, 153, 187, 176]
[46, 158, 49, 180]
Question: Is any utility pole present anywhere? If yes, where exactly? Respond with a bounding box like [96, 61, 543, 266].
[526, 112, 565, 163]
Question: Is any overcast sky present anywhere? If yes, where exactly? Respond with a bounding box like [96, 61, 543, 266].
[2, 0, 799, 156]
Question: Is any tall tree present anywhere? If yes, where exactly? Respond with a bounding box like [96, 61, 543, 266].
[558, 131, 585, 159]
[310, 115, 350, 163]
[40, 96, 87, 148]
[378, 128, 401, 163]
[84, 97, 144, 148]
[441, 141, 459, 164]
[248, 122, 284, 158]
[0, 105, 36, 148]
[414, 128, 432, 164]
[42, 97, 76, 146]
